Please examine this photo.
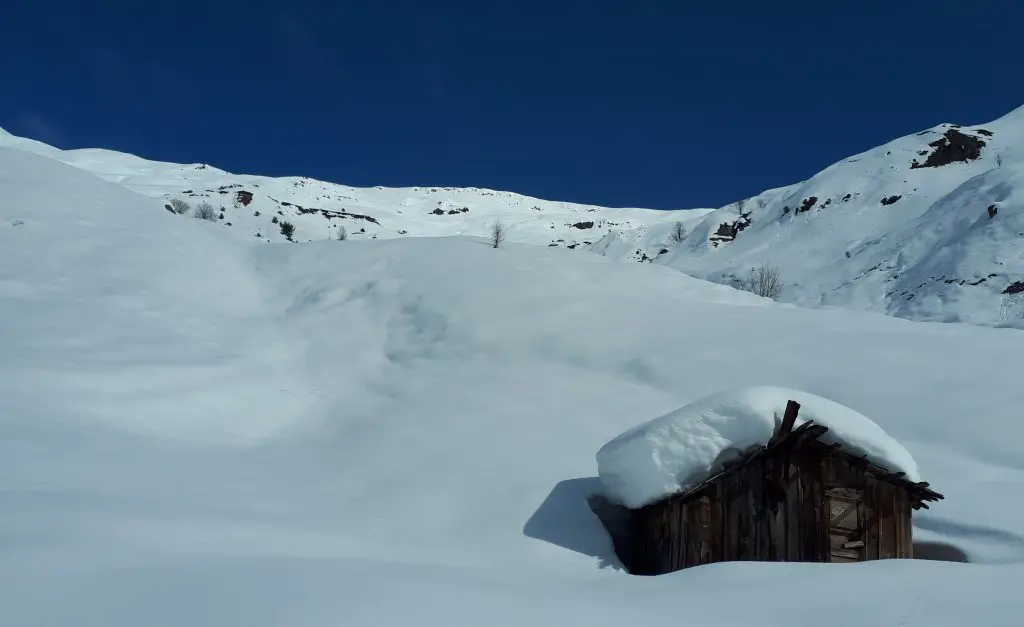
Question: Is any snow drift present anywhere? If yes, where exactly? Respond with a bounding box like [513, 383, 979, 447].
[597, 387, 920, 509]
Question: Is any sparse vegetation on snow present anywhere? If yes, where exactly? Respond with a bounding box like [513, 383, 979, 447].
[741, 263, 784, 299]
[490, 219, 506, 248]
[193, 201, 217, 221]
[669, 221, 687, 243]
[168, 198, 190, 214]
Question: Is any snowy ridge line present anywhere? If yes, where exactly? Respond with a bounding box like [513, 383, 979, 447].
[8, 105, 1024, 327]
[0, 124, 708, 253]
[594, 104, 1024, 327]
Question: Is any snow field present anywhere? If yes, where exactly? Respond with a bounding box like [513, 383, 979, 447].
[3, 136, 1024, 625]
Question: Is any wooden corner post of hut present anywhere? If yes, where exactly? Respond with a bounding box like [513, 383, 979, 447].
[595, 399, 944, 576]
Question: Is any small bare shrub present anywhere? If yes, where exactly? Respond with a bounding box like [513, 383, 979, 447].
[169, 198, 191, 214]
[193, 202, 217, 221]
[742, 263, 783, 299]
[336, 226, 348, 241]
[669, 221, 687, 243]
[279, 221, 296, 240]
[490, 220, 506, 248]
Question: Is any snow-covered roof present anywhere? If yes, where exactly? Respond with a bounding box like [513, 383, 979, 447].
[596, 386, 921, 509]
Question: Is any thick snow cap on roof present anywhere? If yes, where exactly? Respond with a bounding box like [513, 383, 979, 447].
[596, 386, 921, 509]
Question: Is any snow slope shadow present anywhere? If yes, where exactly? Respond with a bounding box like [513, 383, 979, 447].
[523, 477, 624, 571]
[913, 515, 1024, 564]
[913, 541, 969, 563]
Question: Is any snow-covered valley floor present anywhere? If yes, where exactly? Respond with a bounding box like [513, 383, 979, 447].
[3, 147, 1024, 625]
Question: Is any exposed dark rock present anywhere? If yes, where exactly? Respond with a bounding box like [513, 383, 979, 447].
[164, 204, 175, 214]
[236, 190, 254, 206]
[942, 273, 999, 287]
[880, 195, 902, 206]
[1003, 281, 1024, 295]
[320, 209, 379, 224]
[988, 205, 998, 219]
[976, 128, 994, 137]
[572, 221, 595, 229]
[911, 129, 986, 169]
[842, 193, 852, 202]
[710, 212, 752, 247]
[431, 208, 445, 215]
[796, 196, 818, 214]
[781, 206, 790, 215]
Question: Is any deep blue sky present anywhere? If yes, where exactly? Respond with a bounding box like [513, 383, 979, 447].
[2, 1, 1023, 209]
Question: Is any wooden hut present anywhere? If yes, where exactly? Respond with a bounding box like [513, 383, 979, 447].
[595, 400, 944, 575]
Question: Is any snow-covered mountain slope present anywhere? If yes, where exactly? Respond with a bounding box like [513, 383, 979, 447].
[0, 126, 711, 251]
[4, 145, 1024, 625]
[596, 105, 1024, 326]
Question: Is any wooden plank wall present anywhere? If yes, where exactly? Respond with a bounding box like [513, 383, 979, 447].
[818, 448, 906, 561]
[626, 440, 916, 575]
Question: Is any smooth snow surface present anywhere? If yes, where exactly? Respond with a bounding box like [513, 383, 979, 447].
[597, 386, 920, 508]
[5, 139, 1024, 625]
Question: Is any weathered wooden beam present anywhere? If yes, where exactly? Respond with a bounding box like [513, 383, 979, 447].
[771, 400, 801, 444]
[796, 424, 829, 445]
